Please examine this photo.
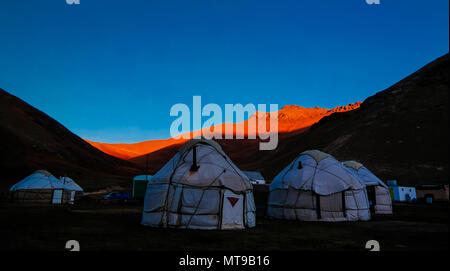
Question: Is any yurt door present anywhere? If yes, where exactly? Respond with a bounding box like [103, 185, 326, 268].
[221, 190, 244, 230]
[52, 189, 63, 204]
[70, 191, 75, 203]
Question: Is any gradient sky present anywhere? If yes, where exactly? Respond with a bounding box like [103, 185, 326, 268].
[0, 0, 448, 143]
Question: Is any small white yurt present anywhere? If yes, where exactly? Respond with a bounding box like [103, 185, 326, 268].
[267, 150, 371, 222]
[342, 161, 392, 215]
[141, 139, 256, 230]
[60, 176, 84, 202]
[10, 170, 71, 204]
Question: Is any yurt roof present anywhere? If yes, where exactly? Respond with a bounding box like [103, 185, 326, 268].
[270, 152, 366, 195]
[10, 170, 67, 191]
[150, 139, 252, 192]
[300, 150, 332, 163]
[34, 169, 52, 177]
[342, 161, 387, 188]
[178, 138, 224, 156]
[342, 160, 364, 170]
[60, 176, 83, 191]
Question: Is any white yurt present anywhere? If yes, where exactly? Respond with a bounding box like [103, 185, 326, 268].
[60, 176, 84, 202]
[342, 161, 393, 215]
[141, 139, 256, 230]
[267, 150, 371, 222]
[10, 170, 72, 204]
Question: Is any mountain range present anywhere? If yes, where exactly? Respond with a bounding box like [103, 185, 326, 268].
[84, 102, 361, 160]
[0, 53, 448, 191]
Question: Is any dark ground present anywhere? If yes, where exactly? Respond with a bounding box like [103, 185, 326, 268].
[0, 202, 448, 251]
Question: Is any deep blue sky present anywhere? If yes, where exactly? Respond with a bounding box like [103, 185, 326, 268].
[0, 0, 448, 142]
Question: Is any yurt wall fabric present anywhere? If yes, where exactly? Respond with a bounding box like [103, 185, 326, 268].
[268, 150, 371, 222]
[60, 176, 84, 202]
[371, 186, 393, 214]
[10, 189, 72, 204]
[141, 139, 256, 230]
[343, 161, 393, 215]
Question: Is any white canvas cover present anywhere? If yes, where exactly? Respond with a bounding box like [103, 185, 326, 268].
[268, 150, 371, 222]
[141, 139, 256, 230]
[342, 161, 392, 215]
[10, 170, 67, 191]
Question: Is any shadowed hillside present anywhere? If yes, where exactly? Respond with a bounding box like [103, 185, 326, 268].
[253, 54, 449, 184]
[0, 89, 141, 191]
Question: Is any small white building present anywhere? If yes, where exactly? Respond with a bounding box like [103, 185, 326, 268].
[390, 186, 417, 202]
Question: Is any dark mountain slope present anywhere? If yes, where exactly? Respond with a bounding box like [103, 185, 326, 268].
[0, 89, 141, 191]
[256, 53, 449, 184]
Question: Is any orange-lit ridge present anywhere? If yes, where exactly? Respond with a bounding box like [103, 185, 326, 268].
[84, 102, 361, 160]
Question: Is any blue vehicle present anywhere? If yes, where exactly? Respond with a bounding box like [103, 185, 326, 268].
[103, 191, 130, 202]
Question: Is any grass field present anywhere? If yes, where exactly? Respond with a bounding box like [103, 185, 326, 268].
[0, 202, 448, 251]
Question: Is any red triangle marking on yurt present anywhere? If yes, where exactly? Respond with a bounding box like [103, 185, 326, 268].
[227, 197, 239, 207]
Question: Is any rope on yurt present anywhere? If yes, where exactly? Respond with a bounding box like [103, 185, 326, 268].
[371, 186, 377, 211]
[363, 188, 372, 214]
[175, 187, 184, 226]
[185, 169, 226, 229]
[242, 191, 253, 228]
[310, 162, 320, 220]
[278, 156, 319, 220]
[292, 190, 301, 221]
[354, 188, 371, 219]
[315, 192, 321, 219]
[218, 187, 224, 229]
[161, 153, 185, 227]
[279, 159, 298, 187]
[198, 143, 253, 191]
[341, 190, 347, 217]
[183, 143, 252, 193]
[281, 187, 290, 220]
